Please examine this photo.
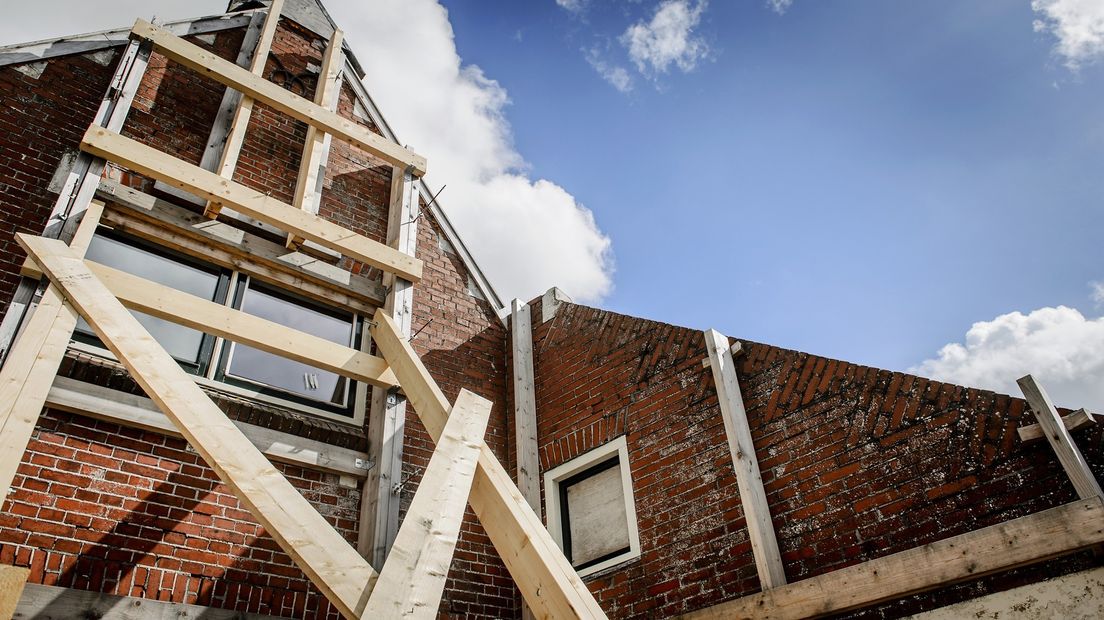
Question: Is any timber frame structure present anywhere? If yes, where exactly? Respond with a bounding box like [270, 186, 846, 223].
[0, 2, 1102, 619]
[0, 8, 602, 619]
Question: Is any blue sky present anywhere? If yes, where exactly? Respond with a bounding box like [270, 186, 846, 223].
[2, 0, 1102, 408]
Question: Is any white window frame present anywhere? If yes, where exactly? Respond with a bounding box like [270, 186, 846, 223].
[544, 435, 641, 577]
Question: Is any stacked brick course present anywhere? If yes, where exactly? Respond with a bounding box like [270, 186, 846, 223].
[524, 299, 1102, 618]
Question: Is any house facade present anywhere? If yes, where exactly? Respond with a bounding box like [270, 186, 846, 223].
[0, 1, 1100, 618]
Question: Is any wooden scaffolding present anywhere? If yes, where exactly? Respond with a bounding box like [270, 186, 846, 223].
[0, 7, 606, 619]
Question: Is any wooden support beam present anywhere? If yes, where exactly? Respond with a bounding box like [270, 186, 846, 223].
[369, 310, 608, 619]
[679, 497, 1104, 620]
[1018, 375, 1103, 500]
[204, 0, 283, 218]
[701, 340, 743, 369]
[1, 566, 30, 620]
[1018, 408, 1098, 443]
[98, 179, 386, 310]
[0, 203, 102, 507]
[18, 234, 378, 620]
[45, 376, 372, 478]
[129, 19, 427, 177]
[81, 127, 423, 282]
[704, 328, 786, 590]
[363, 389, 491, 619]
[359, 166, 418, 565]
[288, 28, 344, 249]
[510, 299, 541, 513]
[14, 583, 283, 619]
[22, 257, 398, 389]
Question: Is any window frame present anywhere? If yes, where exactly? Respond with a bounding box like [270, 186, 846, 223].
[543, 435, 641, 577]
[70, 227, 368, 426]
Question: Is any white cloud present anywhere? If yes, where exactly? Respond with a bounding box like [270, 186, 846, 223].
[328, 0, 614, 304]
[1032, 0, 1104, 69]
[910, 305, 1104, 411]
[767, 0, 793, 15]
[585, 48, 634, 92]
[556, 0, 588, 14]
[1091, 281, 1104, 306]
[620, 0, 710, 76]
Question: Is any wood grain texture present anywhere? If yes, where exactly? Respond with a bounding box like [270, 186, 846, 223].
[679, 498, 1104, 620]
[1018, 375, 1103, 500]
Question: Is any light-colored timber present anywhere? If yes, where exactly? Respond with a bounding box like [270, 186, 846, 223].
[1, 566, 30, 620]
[1018, 408, 1097, 443]
[369, 309, 608, 619]
[14, 582, 284, 619]
[1018, 375, 1103, 500]
[80, 127, 422, 282]
[704, 328, 786, 589]
[362, 389, 491, 619]
[679, 497, 1104, 620]
[129, 19, 427, 176]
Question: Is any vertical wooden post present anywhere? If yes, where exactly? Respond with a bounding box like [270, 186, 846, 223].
[0, 203, 103, 506]
[1018, 374, 1103, 501]
[204, 0, 284, 219]
[510, 299, 541, 512]
[704, 328, 787, 590]
[359, 166, 418, 565]
[287, 28, 344, 249]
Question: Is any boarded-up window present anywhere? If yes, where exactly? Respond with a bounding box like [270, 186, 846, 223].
[560, 457, 630, 568]
[544, 436, 640, 576]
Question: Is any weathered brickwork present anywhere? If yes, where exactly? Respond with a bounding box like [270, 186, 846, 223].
[524, 300, 1102, 618]
[0, 15, 515, 620]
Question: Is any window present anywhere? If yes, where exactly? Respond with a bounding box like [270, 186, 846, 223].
[544, 436, 640, 577]
[72, 229, 365, 423]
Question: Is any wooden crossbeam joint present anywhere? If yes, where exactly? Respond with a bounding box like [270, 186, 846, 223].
[1018, 374, 1103, 501]
[1018, 408, 1098, 444]
[701, 340, 743, 369]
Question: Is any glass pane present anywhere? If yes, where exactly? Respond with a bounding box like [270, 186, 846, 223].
[565, 461, 630, 567]
[77, 234, 219, 364]
[226, 282, 353, 406]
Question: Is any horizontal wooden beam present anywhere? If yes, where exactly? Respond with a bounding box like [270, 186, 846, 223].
[1018, 408, 1097, 444]
[81, 127, 423, 282]
[363, 389, 491, 619]
[46, 376, 371, 478]
[19, 234, 377, 619]
[14, 583, 283, 619]
[22, 257, 398, 390]
[369, 310, 608, 619]
[97, 179, 385, 311]
[679, 498, 1104, 620]
[129, 19, 427, 177]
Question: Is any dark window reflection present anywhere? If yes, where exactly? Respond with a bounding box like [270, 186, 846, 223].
[77, 233, 221, 365]
[224, 280, 354, 407]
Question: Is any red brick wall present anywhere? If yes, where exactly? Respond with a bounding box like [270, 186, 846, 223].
[0, 16, 516, 620]
[525, 300, 1102, 618]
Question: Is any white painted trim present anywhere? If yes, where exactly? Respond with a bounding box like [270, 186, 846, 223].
[543, 435, 641, 578]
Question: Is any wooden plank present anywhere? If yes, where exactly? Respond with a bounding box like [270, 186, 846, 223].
[204, 0, 283, 218]
[704, 328, 786, 589]
[198, 11, 266, 174]
[288, 28, 345, 249]
[679, 497, 1104, 620]
[1018, 375, 1103, 500]
[369, 310, 608, 619]
[22, 258, 399, 389]
[0, 203, 103, 507]
[97, 179, 385, 310]
[81, 127, 423, 282]
[18, 234, 377, 620]
[130, 19, 427, 177]
[45, 376, 372, 478]
[14, 583, 285, 620]
[362, 389, 491, 619]
[1, 566, 30, 620]
[1018, 408, 1097, 443]
[510, 299, 541, 513]
[359, 167, 418, 564]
